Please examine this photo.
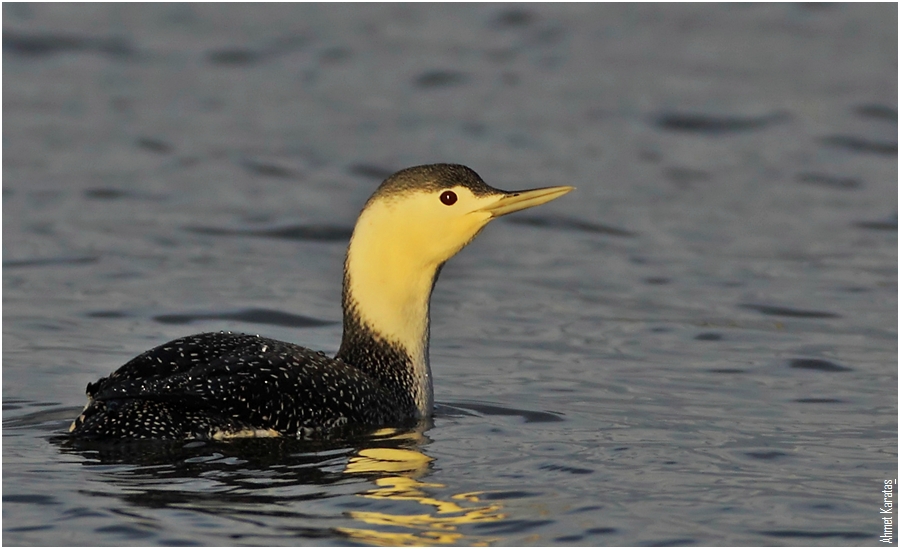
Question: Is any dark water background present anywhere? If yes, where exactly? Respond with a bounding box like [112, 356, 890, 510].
[3, 3, 897, 546]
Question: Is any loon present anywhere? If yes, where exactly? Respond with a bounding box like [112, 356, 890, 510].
[69, 164, 573, 440]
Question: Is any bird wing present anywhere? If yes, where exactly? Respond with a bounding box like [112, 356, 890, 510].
[86, 332, 270, 396]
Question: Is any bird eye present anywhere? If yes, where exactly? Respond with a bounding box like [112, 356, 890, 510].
[440, 190, 457, 205]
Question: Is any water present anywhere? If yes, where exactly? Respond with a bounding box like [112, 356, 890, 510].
[3, 3, 897, 545]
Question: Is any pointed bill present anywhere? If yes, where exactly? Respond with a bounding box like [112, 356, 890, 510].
[482, 186, 575, 218]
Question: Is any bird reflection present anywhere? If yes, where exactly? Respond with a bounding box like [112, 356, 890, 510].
[337, 440, 506, 545]
[53, 423, 505, 545]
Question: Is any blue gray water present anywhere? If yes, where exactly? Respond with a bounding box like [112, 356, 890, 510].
[3, 3, 897, 546]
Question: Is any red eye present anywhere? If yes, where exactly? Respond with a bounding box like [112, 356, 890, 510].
[440, 190, 457, 205]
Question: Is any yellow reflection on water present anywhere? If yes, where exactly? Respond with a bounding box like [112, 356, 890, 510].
[337, 445, 506, 546]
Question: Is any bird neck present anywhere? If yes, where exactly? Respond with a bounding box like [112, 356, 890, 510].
[335, 217, 439, 418]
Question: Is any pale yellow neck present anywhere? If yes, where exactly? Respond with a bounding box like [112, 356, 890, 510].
[344, 239, 436, 367]
[340, 200, 441, 412]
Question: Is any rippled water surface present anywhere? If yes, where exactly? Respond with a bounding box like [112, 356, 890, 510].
[3, 3, 897, 546]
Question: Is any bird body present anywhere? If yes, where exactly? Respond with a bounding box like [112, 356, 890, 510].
[69, 164, 573, 439]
